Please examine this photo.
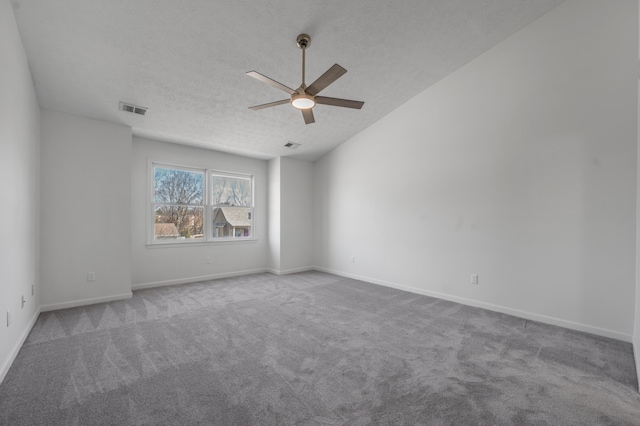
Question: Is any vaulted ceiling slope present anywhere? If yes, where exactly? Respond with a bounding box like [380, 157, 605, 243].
[11, 0, 565, 161]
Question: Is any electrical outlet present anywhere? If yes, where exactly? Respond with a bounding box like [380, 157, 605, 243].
[471, 274, 479, 285]
[6, 311, 10, 327]
[21, 295, 25, 309]
[205, 257, 212, 264]
[87, 271, 96, 282]
[31, 285, 34, 296]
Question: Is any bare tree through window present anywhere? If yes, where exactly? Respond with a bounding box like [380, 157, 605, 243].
[212, 174, 251, 207]
[154, 167, 204, 239]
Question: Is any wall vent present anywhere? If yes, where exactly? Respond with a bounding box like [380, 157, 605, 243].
[119, 102, 147, 116]
[284, 142, 301, 149]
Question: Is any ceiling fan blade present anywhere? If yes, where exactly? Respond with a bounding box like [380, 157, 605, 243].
[301, 108, 315, 124]
[248, 99, 291, 110]
[315, 96, 364, 109]
[246, 71, 297, 95]
[306, 64, 347, 96]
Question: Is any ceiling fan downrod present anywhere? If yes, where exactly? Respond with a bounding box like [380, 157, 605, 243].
[296, 34, 311, 88]
[291, 34, 315, 109]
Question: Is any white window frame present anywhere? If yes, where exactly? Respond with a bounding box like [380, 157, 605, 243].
[148, 160, 256, 246]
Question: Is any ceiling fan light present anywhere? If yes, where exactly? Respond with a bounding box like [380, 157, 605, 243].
[291, 94, 315, 109]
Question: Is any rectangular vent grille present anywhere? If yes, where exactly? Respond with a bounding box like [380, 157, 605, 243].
[284, 142, 301, 149]
[119, 102, 147, 116]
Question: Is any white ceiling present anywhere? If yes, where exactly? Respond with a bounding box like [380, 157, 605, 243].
[11, 0, 565, 161]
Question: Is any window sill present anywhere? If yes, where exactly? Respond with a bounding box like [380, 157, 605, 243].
[146, 238, 258, 248]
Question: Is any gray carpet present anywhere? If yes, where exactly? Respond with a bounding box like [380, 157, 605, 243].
[1, 271, 639, 425]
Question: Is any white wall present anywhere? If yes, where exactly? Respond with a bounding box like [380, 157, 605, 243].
[635, 0, 640, 390]
[280, 157, 314, 273]
[40, 110, 132, 310]
[315, 0, 638, 341]
[0, 0, 41, 383]
[267, 157, 315, 274]
[131, 137, 269, 288]
[268, 157, 281, 272]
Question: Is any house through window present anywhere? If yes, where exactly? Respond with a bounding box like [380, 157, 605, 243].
[211, 173, 252, 239]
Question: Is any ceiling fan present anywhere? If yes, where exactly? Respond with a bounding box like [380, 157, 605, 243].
[247, 34, 364, 125]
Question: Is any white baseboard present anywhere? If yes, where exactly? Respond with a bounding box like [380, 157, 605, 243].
[266, 266, 314, 276]
[0, 307, 41, 385]
[131, 268, 270, 291]
[40, 292, 133, 312]
[313, 266, 632, 343]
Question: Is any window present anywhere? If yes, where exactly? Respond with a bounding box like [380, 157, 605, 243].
[211, 173, 253, 239]
[153, 166, 205, 240]
[151, 162, 254, 244]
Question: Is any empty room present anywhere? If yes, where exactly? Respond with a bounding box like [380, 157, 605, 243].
[2, 0, 640, 424]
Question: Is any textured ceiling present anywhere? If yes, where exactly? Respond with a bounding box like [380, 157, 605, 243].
[11, 0, 565, 161]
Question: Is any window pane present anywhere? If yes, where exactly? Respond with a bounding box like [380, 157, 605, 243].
[212, 207, 252, 238]
[154, 167, 204, 204]
[154, 206, 204, 240]
[212, 175, 252, 207]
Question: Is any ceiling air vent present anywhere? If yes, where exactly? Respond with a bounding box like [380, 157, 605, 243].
[284, 142, 301, 149]
[119, 102, 147, 116]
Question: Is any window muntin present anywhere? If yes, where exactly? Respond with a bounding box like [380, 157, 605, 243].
[151, 163, 254, 244]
